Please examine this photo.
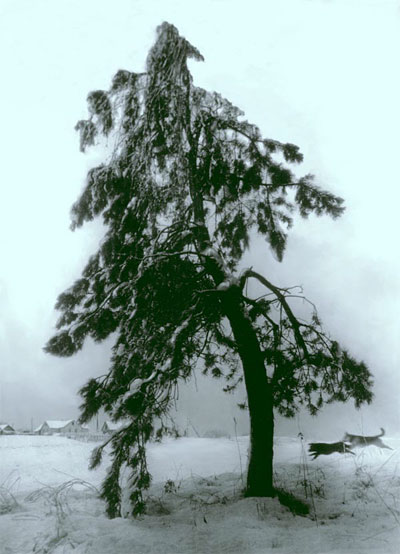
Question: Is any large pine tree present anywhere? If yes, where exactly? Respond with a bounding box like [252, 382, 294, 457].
[45, 23, 373, 517]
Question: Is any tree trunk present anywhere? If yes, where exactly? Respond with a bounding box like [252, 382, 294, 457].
[221, 288, 275, 497]
[187, 148, 274, 496]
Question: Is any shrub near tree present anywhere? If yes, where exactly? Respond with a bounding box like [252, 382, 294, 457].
[45, 22, 373, 517]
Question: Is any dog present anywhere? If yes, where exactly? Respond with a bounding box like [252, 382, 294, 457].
[308, 441, 355, 460]
[343, 427, 392, 450]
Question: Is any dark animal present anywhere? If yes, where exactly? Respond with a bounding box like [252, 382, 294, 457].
[308, 441, 355, 460]
[343, 428, 392, 450]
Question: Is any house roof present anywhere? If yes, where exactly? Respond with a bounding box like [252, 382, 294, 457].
[35, 420, 75, 431]
[46, 420, 74, 429]
[103, 421, 121, 431]
[0, 423, 15, 431]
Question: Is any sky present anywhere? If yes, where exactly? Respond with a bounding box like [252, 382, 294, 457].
[0, 0, 399, 437]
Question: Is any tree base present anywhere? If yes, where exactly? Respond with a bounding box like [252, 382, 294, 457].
[244, 486, 309, 517]
[244, 486, 274, 499]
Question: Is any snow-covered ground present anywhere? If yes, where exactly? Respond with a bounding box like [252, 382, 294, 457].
[0, 434, 399, 553]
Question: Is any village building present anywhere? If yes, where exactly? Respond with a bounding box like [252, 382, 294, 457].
[0, 423, 16, 435]
[35, 420, 86, 435]
[102, 421, 121, 434]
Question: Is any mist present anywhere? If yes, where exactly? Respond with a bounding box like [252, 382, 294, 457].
[0, 0, 399, 440]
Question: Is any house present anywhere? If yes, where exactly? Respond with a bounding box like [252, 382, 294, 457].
[0, 423, 16, 435]
[102, 421, 121, 434]
[35, 420, 82, 435]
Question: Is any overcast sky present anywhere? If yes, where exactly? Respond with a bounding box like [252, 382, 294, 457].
[0, 0, 399, 437]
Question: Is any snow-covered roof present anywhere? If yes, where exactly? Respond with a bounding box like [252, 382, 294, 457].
[103, 421, 121, 431]
[44, 420, 75, 429]
[0, 423, 15, 431]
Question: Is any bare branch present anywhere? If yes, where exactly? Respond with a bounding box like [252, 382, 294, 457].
[243, 269, 309, 359]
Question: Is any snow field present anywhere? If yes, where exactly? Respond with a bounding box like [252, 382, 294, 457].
[0, 435, 399, 553]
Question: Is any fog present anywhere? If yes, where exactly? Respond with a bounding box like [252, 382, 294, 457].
[0, 0, 399, 440]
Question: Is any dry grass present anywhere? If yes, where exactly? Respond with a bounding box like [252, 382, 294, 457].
[25, 479, 99, 553]
[0, 472, 20, 514]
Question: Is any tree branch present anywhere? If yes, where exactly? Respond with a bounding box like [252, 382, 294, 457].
[243, 269, 309, 359]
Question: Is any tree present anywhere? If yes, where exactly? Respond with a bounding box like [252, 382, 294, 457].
[45, 22, 373, 517]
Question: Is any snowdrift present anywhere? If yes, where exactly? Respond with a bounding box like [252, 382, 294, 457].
[0, 434, 399, 553]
